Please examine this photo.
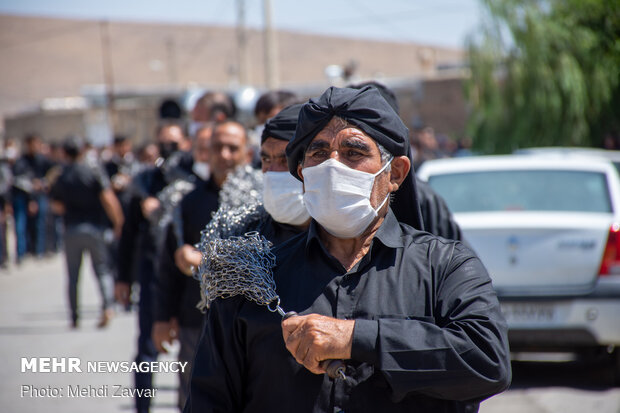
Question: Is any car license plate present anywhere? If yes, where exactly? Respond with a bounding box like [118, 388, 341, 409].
[500, 303, 556, 324]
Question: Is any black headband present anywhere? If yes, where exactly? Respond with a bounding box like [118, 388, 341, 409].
[286, 86, 424, 230]
[260, 103, 303, 145]
[286, 86, 409, 179]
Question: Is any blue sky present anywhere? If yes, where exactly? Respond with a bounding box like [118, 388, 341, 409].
[0, 0, 483, 48]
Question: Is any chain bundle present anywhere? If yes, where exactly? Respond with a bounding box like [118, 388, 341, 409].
[201, 231, 279, 311]
[218, 164, 263, 209]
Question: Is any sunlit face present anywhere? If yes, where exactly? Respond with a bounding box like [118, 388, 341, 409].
[208, 122, 248, 185]
[157, 125, 185, 145]
[260, 137, 289, 173]
[193, 127, 212, 163]
[298, 117, 391, 209]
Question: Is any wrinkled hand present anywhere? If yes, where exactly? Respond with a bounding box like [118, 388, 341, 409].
[174, 245, 202, 276]
[152, 319, 179, 353]
[114, 282, 131, 306]
[281, 314, 354, 375]
[140, 196, 160, 219]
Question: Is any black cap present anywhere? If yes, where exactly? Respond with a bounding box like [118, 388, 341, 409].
[286, 86, 409, 179]
[260, 103, 303, 145]
[285, 86, 423, 230]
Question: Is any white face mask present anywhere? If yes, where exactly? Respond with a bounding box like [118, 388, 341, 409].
[262, 171, 310, 226]
[192, 161, 210, 181]
[302, 157, 392, 238]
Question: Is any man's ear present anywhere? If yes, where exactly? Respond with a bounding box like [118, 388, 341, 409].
[389, 155, 410, 192]
[297, 163, 304, 182]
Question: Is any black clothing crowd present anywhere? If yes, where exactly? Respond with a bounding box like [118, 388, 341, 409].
[0, 84, 509, 413]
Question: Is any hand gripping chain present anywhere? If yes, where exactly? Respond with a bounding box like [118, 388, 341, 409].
[201, 232, 347, 380]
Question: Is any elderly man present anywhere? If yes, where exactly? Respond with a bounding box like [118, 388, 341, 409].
[185, 87, 511, 412]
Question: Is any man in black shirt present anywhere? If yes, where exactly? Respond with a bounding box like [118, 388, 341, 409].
[116, 122, 191, 413]
[50, 136, 124, 328]
[257, 103, 311, 244]
[180, 108, 312, 410]
[186, 87, 510, 412]
[152, 121, 248, 411]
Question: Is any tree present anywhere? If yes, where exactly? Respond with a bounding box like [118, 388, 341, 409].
[466, 0, 620, 154]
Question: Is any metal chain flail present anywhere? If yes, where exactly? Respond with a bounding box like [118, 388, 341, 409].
[218, 164, 263, 209]
[149, 178, 196, 241]
[198, 230, 347, 380]
[195, 163, 266, 309]
[201, 231, 282, 312]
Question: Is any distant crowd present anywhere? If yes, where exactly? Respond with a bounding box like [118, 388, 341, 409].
[0, 89, 473, 271]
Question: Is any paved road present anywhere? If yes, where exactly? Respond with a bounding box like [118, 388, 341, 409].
[0, 254, 179, 413]
[1, 253, 619, 412]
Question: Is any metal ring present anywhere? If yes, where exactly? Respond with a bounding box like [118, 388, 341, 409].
[267, 297, 280, 313]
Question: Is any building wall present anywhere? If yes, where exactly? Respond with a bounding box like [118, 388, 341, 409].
[4, 77, 469, 148]
[4, 111, 85, 143]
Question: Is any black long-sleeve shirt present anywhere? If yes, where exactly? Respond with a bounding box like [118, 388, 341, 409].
[154, 178, 220, 328]
[185, 209, 511, 412]
[117, 167, 167, 284]
[117, 152, 194, 284]
[256, 214, 304, 247]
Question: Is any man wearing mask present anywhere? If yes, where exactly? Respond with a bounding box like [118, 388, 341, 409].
[182, 105, 310, 411]
[152, 120, 247, 411]
[258, 103, 311, 242]
[184, 87, 510, 412]
[116, 121, 191, 413]
[175, 103, 312, 278]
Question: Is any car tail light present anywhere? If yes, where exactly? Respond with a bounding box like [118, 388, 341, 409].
[599, 223, 620, 276]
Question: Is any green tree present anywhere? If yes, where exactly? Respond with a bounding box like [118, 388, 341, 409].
[466, 0, 620, 154]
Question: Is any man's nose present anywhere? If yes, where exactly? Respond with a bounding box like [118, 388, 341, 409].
[221, 147, 232, 160]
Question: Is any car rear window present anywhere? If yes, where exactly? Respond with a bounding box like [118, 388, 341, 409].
[428, 170, 612, 213]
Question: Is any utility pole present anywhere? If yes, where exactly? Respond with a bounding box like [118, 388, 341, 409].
[236, 0, 251, 85]
[99, 20, 115, 134]
[263, 0, 279, 89]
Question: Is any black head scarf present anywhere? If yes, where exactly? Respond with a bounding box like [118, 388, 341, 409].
[261, 103, 303, 144]
[285, 86, 424, 231]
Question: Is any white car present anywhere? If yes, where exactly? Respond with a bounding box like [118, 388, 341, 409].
[417, 154, 620, 378]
